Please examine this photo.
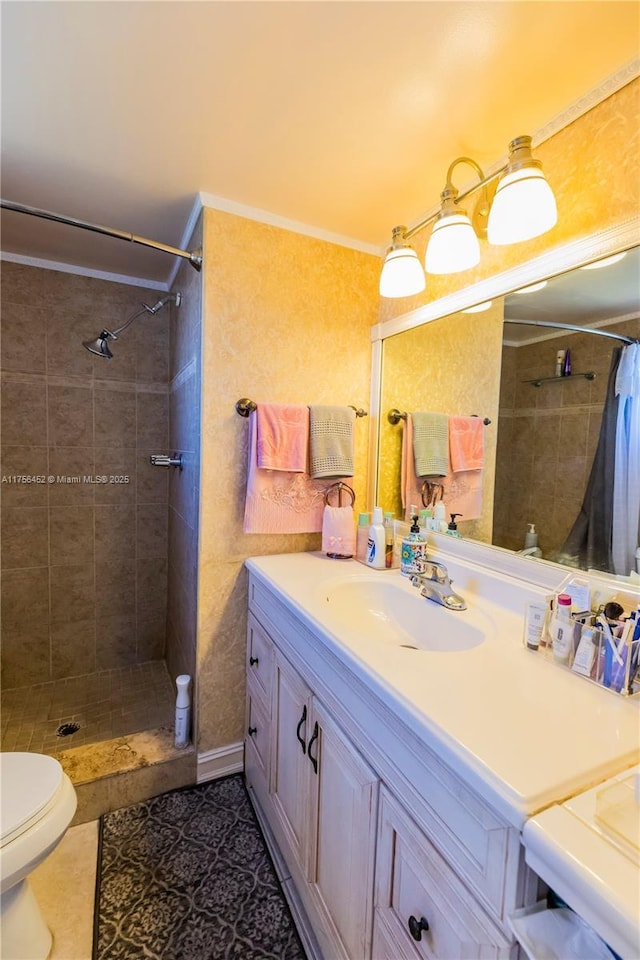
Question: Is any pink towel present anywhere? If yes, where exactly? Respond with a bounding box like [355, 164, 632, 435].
[402, 414, 483, 521]
[256, 403, 308, 471]
[449, 416, 484, 472]
[322, 505, 356, 557]
[244, 411, 328, 533]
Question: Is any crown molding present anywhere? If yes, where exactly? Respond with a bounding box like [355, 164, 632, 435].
[533, 57, 640, 148]
[0, 250, 167, 291]
[198, 191, 380, 256]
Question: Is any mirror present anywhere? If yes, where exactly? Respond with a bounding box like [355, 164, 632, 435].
[376, 244, 640, 575]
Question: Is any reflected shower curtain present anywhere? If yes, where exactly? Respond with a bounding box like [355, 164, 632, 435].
[612, 342, 640, 575]
[561, 349, 621, 572]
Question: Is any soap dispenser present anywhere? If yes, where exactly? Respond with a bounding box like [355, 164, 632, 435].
[525, 524, 538, 549]
[447, 513, 463, 537]
[400, 515, 427, 577]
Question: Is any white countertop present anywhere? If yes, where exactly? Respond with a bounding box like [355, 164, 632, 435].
[246, 550, 640, 828]
[523, 766, 640, 958]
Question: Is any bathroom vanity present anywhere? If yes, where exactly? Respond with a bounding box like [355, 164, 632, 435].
[243, 548, 640, 960]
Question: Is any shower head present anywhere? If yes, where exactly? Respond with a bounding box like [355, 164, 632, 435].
[82, 292, 180, 359]
[82, 330, 117, 359]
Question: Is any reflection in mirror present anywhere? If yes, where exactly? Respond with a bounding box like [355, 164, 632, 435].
[377, 247, 640, 575]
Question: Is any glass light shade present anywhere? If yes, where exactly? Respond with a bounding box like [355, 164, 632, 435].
[379, 247, 426, 298]
[580, 252, 627, 270]
[514, 280, 548, 294]
[425, 213, 480, 274]
[462, 300, 493, 314]
[488, 167, 557, 245]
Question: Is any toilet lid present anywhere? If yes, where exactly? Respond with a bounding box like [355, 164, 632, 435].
[0, 753, 64, 846]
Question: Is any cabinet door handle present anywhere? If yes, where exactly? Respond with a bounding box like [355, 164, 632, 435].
[307, 721, 319, 773]
[408, 916, 429, 941]
[295, 705, 307, 754]
[249, 656, 259, 666]
[247, 726, 257, 737]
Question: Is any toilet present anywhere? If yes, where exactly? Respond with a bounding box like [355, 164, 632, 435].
[0, 752, 77, 960]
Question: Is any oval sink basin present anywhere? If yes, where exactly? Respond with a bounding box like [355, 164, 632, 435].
[318, 578, 488, 652]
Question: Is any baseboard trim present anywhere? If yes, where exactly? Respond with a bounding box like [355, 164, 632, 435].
[196, 742, 244, 783]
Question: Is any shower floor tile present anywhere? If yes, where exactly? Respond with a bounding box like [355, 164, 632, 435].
[1, 660, 176, 757]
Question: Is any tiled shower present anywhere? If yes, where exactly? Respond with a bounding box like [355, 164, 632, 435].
[0, 245, 201, 767]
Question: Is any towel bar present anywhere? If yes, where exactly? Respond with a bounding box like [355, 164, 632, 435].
[388, 409, 491, 426]
[235, 398, 368, 418]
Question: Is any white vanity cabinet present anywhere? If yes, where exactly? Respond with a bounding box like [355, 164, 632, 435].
[245, 569, 531, 960]
[246, 611, 379, 960]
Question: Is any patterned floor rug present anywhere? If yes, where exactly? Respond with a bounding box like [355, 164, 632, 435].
[94, 774, 307, 960]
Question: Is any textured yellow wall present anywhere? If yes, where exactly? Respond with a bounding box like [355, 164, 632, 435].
[197, 209, 379, 752]
[379, 79, 640, 324]
[378, 300, 504, 543]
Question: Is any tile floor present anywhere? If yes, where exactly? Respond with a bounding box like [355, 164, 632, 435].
[30, 819, 99, 960]
[1, 660, 175, 756]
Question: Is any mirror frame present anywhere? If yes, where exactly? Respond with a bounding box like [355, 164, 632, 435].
[366, 214, 640, 579]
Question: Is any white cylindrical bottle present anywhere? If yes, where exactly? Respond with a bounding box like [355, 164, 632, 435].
[175, 674, 191, 748]
[551, 594, 573, 664]
[366, 506, 386, 569]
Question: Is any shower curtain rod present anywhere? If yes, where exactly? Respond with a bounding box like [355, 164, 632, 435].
[0, 199, 203, 271]
[504, 318, 637, 345]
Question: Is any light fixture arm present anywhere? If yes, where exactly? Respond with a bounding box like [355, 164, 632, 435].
[403, 160, 505, 242]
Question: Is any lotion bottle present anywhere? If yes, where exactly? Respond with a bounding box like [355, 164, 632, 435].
[366, 507, 386, 569]
[356, 512, 370, 563]
[175, 674, 191, 748]
[551, 593, 573, 664]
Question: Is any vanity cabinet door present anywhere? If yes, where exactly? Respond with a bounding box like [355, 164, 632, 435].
[270, 651, 314, 875]
[374, 787, 514, 960]
[306, 700, 378, 960]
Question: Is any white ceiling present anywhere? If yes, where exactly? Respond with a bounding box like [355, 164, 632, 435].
[1, 1, 639, 285]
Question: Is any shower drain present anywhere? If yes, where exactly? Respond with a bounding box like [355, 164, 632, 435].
[56, 722, 80, 738]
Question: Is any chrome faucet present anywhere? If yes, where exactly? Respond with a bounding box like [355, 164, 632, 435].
[410, 561, 467, 611]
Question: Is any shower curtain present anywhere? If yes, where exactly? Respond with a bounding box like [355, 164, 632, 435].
[612, 342, 640, 575]
[562, 342, 640, 576]
[561, 349, 621, 572]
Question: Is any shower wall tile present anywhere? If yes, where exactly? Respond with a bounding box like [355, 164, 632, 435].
[50, 620, 96, 680]
[1, 567, 50, 628]
[48, 447, 95, 504]
[0, 446, 49, 506]
[137, 450, 168, 503]
[137, 503, 168, 559]
[136, 558, 168, 621]
[136, 391, 169, 447]
[1, 378, 48, 445]
[94, 389, 136, 447]
[94, 504, 136, 562]
[94, 447, 137, 503]
[1, 302, 48, 374]
[49, 506, 95, 565]
[136, 332, 170, 384]
[95, 615, 137, 670]
[137, 618, 166, 662]
[48, 384, 94, 446]
[2, 507, 49, 568]
[1, 261, 170, 686]
[94, 560, 136, 618]
[49, 564, 96, 623]
[1, 623, 51, 688]
[46, 310, 97, 379]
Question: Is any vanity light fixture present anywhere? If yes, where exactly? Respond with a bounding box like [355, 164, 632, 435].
[380, 135, 557, 298]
